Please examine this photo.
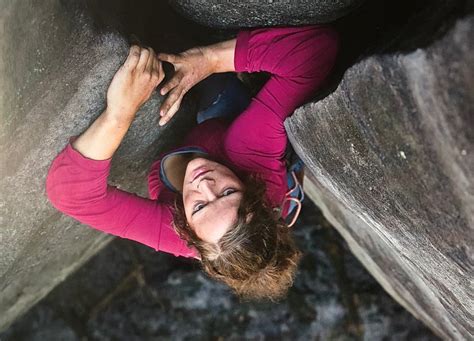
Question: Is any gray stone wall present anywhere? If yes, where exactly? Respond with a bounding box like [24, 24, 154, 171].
[286, 16, 473, 340]
[1, 0, 472, 338]
[0, 0, 196, 330]
[170, 0, 364, 28]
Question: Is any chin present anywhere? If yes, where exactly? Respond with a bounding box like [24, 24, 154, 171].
[184, 157, 213, 183]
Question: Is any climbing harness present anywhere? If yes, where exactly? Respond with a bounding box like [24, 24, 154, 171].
[283, 170, 305, 227]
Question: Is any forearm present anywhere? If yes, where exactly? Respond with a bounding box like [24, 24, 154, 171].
[72, 45, 164, 155]
[233, 26, 338, 78]
[72, 108, 134, 160]
[206, 38, 237, 74]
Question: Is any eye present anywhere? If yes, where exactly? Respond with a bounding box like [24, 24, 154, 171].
[221, 188, 236, 196]
[192, 202, 206, 214]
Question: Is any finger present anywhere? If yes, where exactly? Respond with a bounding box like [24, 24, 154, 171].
[159, 88, 180, 116]
[157, 53, 179, 64]
[124, 45, 141, 69]
[167, 93, 184, 118]
[159, 87, 183, 117]
[159, 74, 182, 96]
[157, 59, 165, 84]
[137, 47, 150, 71]
[151, 56, 165, 87]
[146, 48, 156, 74]
[151, 57, 164, 86]
[159, 90, 184, 126]
[159, 95, 183, 126]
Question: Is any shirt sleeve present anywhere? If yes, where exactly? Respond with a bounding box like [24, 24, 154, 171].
[224, 25, 339, 203]
[45, 140, 197, 258]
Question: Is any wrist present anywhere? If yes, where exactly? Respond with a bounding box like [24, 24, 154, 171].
[104, 106, 136, 125]
[204, 45, 219, 74]
[205, 38, 236, 73]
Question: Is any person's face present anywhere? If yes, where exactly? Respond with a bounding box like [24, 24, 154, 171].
[182, 157, 244, 243]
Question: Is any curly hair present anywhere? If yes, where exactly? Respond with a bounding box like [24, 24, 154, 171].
[172, 175, 302, 301]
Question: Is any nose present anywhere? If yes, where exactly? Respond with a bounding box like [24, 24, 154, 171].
[197, 177, 218, 200]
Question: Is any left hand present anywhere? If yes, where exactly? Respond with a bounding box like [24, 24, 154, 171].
[157, 46, 216, 126]
[106, 45, 165, 123]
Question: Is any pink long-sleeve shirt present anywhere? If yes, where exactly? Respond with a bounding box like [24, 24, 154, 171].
[46, 25, 339, 258]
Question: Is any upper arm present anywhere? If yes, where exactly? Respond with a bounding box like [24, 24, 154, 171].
[225, 25, 339, 168]
[46, 142, 195, 258]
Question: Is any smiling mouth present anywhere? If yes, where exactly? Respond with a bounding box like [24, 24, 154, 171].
[191, 167, 212, 183]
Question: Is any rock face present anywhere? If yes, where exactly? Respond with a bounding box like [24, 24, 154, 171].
[169, 0, 364, 28]
[286, 14, 473, 341]
[1, 0, 472, 338]
[0, 0, 197, 331]
[1, 209, 437, 340]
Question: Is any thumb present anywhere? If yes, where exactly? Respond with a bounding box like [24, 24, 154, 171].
[157, 53, 179, 64]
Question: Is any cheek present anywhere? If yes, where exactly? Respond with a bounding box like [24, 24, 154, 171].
[182, 191, 194, 222]
[218, 168, 243, 188]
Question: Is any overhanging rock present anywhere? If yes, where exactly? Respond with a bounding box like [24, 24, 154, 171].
[0, 0, 196, 331]
[169, 0, 364, 28]
[286, 15, 473, 340]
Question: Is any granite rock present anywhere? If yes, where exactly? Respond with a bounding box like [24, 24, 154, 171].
[0, 0, 197, 331]
[169, 0, 364, 28]
[286, 13, 473, 341]
[1, 0, 472, 338]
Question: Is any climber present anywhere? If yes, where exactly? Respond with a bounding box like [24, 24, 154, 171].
[46, 25, 339, 300]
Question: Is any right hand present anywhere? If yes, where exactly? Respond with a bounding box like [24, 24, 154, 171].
[106, 45, 164, 123]
[157, 47, 215, 126]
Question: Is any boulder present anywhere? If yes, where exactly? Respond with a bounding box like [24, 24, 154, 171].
[286, 14, 473, 341]
[169, 0, 364, 28]
[1, 0, 472, 338]
[0, 0, 197, 331]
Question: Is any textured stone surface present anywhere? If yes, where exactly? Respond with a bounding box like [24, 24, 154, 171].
[1, 0, 472, 338]
[1, 202, 437, 340]
[286, 14, 473, 340]
[169, 0, 364, 28]
[0, 0, 198, 331]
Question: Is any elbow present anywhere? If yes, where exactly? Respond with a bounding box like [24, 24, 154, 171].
[45, 154, 80, 214]
[302, 27, 340, 83]
[45, 143, 110, 216]
[45, 160, 66, 212]
[282, 26, 340, 80]
[317, 26, 340, 66]
[322, 27, 340, 66]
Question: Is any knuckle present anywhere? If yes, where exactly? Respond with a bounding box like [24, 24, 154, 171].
[128, 50, 140, 61]
[129, 45, 140, 55]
